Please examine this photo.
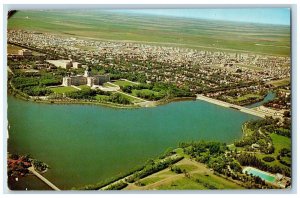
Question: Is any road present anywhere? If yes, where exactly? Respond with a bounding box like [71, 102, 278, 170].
[120, 79, 140, 85]
[7, 66, 14, 75]
[28, 166, 61, 191]
[71, 85, 81, 90]
[196, 94, 279, 118]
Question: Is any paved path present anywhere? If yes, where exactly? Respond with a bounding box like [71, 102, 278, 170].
[99, 154, 179, 190]
[71, 85, 81, 90]
[196, 94, 278, 118]
[116, 91, 147, 102]
[120, 79, 140, 85]
[28, 166, 61, 191]
[7, 66, 14, 75]
[107, 82, 151, 104]
[106, 82, 120, 88]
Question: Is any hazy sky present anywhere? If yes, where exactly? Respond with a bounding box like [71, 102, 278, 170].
[111, 8, 290, 25]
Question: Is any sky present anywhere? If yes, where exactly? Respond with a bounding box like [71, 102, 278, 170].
[111, 8, 290, 26]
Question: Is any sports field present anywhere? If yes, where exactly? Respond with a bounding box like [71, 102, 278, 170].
[8, 10, 290, 56]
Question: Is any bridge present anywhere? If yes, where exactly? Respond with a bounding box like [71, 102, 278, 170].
[196, 94, 280, 118]
[28, 166, 61, 191]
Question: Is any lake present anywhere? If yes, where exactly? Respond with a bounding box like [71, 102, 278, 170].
[246, 92, 276, 108]
[7, 96, 259, 190]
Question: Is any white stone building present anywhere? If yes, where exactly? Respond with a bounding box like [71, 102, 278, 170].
[62, 67, 110, 87]
[46, 60, 82, 69]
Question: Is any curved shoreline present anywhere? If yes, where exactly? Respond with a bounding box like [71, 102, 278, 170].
[9, 87, 197, 109]
[8, 92, 270, 190]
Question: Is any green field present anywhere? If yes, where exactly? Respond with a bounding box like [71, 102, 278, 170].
[267, 78, 290, 87]
[8, 10, 290, 56]
[103, 82, 118, 88]
[270, 133, 291, 156]
[156, 172, 242, 190]
[132, 89, 161, 97]
[227, 94, 263, 103]
[50, 86, 78, 94]
[112, 80, 138, 87]
[95, 94, 110, 101]
[138, 176, 162, 186]
[77, 85, 90, 90]
[125, 158, 243, 190]
[175, 164, 198, 172]
[256, 133, 291, 168]
[117, 92, 144, 103]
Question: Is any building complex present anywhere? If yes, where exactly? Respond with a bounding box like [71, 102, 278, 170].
[62, 66, 110, 87]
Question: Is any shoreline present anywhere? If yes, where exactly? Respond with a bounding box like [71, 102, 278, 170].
[8, 87, 197, 109]
[8, 90, 285, 190]
[8, 80, 271, 111]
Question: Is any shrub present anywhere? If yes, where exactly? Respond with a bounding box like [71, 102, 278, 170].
[170, 166, 183, 174]
[262, 156, 275, 162]
[105, 181, 128, 190]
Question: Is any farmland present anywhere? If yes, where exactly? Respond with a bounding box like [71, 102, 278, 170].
[8, 10, 290, 56]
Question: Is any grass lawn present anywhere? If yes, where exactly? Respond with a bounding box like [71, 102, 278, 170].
[138, 177, 162, 186]
[113, 80, 138, 87]
[267, 78, 290, 87]
[255, 133, 291, 168]
[176, 164, 198, 172]
[228, 144, 243, 152]
[103, 82, 118, 88]
[131, 89, 162, 100]
[156, 176, 207, 190]
[270, 133, 291, 156]
[127, 158, 243, 190]
[174, 148, 190, 158]
[50, 86, 78, 94]
[77, 85, 90, 90]
[155, 172, 243, 190]
[117, 92, 144, 103]
[95, 94, 110, 101]
[191, 173, 243, 189]
[227, 94, 263, 103]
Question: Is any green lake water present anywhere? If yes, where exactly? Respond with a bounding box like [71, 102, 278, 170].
[7, 96, 258, 190]
[246, 92, 276, 108]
